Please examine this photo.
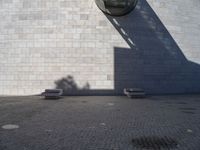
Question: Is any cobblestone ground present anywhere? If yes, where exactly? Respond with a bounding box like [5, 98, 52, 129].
[0, 95, 200, 150]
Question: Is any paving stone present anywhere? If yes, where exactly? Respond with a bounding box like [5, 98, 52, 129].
[0, 95, 200, 149]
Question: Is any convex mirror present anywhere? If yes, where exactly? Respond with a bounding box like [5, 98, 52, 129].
[95, 0, 138, 16]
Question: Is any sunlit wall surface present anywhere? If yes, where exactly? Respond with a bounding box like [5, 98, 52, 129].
[147, 0, 200, 65]
[0, 0, 129, 95]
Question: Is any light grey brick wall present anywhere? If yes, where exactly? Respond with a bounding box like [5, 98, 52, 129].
[147, 0, 200, 65]
[0, 0, 200, 95]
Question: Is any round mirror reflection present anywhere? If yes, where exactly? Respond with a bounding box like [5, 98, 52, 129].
[95, 0, 138, 16]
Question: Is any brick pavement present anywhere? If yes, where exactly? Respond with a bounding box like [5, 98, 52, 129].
[0, 95, 200, 150]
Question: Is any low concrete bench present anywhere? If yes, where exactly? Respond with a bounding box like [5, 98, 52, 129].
[44, 89, 63, 99]
[124, 88, 146, 98]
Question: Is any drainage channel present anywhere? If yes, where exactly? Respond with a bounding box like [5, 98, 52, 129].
[132, 136, 178, 150]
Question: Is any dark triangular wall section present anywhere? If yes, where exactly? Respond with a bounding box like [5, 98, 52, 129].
[111, 0, 200, 95]
[114, 47, 200, 95]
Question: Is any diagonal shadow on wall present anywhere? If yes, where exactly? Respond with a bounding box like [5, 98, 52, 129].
[109, 0, 200, 94]
[55, 0, 200, 95]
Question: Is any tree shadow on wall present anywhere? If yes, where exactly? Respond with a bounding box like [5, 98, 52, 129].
[55, 75, 90, 95]
[55, 75, 114, 95]
[55, 0, 200, 95]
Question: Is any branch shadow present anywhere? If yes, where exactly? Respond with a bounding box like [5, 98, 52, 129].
[55, 75, 90, 96]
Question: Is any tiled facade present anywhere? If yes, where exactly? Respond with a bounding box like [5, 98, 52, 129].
[0, 0, 200, 95]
